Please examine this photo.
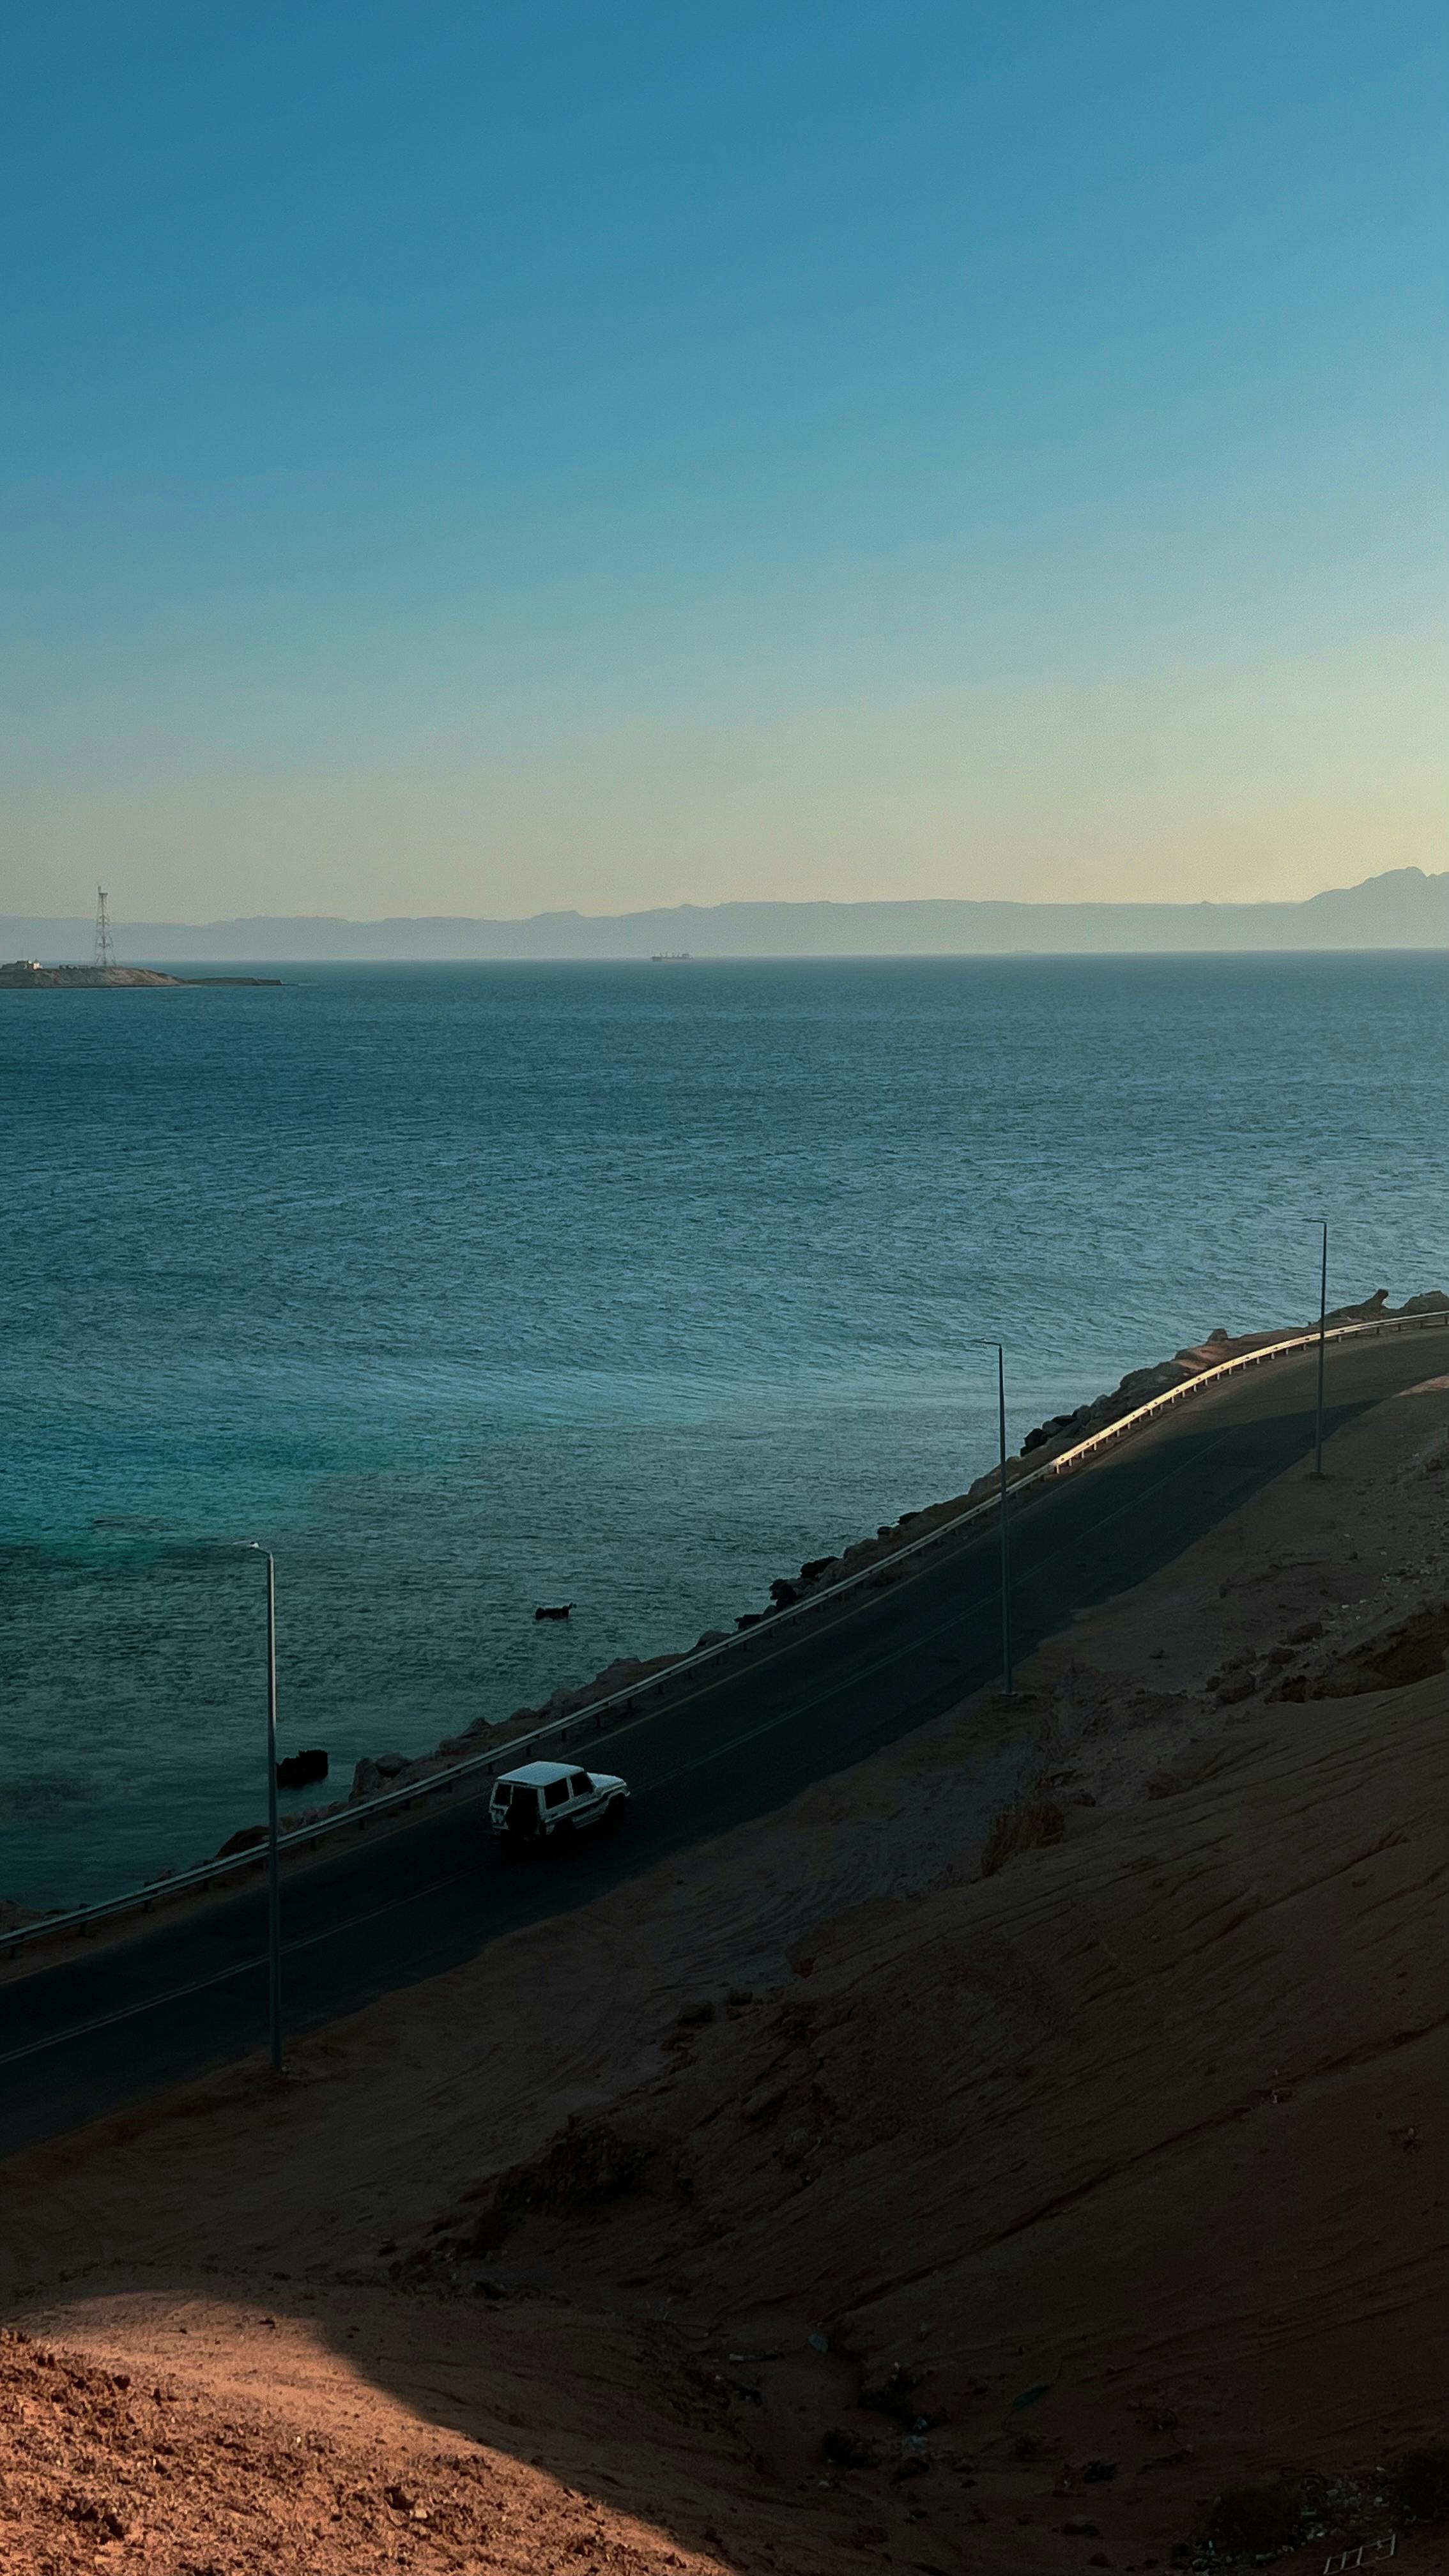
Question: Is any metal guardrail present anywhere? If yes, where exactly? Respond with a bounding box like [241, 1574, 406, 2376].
[8, 1305, 1446, 1961]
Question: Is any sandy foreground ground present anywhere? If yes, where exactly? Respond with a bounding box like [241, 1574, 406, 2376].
[2, 1374, 1446, 2575]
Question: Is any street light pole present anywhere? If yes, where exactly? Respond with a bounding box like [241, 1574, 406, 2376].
[252, 1544, 284, 2073]
[995, 1342, 1013, 1697]
[972, 1340, 1014, 1698]
[1313, 1218, 1328, 1480]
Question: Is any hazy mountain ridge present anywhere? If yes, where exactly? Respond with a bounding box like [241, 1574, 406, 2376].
[5, 867, 1448, 962]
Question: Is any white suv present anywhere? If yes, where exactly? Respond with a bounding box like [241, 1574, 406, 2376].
[490, 1759, 629, 1851]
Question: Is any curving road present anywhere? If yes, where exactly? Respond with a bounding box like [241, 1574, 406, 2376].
[0, 1328, 1436, 2156]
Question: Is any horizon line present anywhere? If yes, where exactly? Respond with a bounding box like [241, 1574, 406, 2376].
[4, 863, 1447, 934]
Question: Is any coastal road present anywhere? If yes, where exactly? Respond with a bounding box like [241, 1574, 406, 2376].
[0, 1328, 1437, 2156]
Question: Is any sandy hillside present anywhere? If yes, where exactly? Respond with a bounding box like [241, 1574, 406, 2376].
[2, 1372, 1447, 2575]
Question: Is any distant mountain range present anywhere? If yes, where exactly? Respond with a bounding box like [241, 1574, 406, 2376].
[5, 868, 1448, 962]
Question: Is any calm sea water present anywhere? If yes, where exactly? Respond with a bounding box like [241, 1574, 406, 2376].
[3, 953, 1446, 1905]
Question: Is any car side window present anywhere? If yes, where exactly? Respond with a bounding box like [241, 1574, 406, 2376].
[543, 1777, 569, 1808]
[569, 1773, 592, 1797]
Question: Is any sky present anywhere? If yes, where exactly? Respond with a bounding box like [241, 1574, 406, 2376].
[1, 1, 1445, 924]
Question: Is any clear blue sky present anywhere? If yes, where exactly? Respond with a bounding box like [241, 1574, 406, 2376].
[2, 1, 1444, 921]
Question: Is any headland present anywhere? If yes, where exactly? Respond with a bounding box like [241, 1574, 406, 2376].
[0, 960, 282, 988]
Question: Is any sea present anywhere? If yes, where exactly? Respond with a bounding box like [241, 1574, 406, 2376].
[3, 952, 1446, 1908]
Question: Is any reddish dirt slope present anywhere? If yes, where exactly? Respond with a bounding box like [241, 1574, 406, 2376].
[0, 2323, 727, 2575]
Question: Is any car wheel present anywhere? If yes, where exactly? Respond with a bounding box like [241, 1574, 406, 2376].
[602, 1797, 627, 1836]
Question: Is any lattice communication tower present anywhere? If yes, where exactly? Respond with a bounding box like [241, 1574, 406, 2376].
[94, 886, 114, 970]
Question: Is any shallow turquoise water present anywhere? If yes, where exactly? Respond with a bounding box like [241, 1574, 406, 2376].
[2, 953, 1445, 1903]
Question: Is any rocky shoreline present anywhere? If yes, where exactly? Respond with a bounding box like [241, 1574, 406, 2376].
[8, 1285, 1445, 1931]
[220, 1284, 1449, 1851]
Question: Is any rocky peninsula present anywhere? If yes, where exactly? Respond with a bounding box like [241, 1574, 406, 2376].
[0, 961, 281, 988]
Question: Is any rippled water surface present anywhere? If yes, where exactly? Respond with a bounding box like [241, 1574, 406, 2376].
[3, 953, 1445, 1902]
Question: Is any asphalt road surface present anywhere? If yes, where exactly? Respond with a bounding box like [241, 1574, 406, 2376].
[1, 1328, 1438, 2156]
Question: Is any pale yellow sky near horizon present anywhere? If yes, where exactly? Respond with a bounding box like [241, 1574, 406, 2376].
[4, 4, 1446, 930]
[4, 619, 1443, 921]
